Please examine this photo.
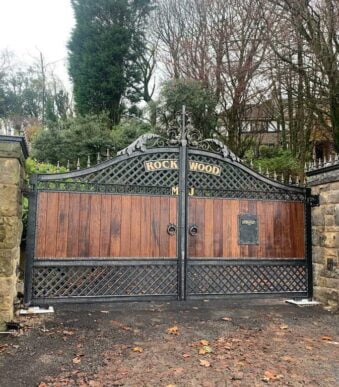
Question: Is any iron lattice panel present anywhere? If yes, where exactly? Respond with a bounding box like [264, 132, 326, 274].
[37, 152, 179, 193]
[32, 264, 178, 298]
[188, 152, 305, 201]
[187, 262, 307, 295]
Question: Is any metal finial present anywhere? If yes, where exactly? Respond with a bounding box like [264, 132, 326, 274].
[77, 158, 80, 170]
[289, 175, 292, 184]
[266, 168, 270, 178]
[296, 175, 300, 185]
[273, 171, 277, 180]
[329, 154, 334, 164]
[335, 153, 339, 162]
[258, 165, 262, 174]
[97, 152, 101, 164]
[318, 158, 322, 168]
[181, 105, 186, 141]
[106, 148, 110, 160]
[304, 162, 307, 172]
[67, 160, 70, 171]
[56, 161, 60, 173]
[87, 155, 91, 168]
[250, 160, 254, 169]
[280, 174, 284, 183]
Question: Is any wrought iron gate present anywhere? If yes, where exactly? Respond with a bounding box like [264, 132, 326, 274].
[24, 128, 315, 305]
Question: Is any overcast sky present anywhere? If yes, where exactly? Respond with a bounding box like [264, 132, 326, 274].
[0, 0, 75, 88]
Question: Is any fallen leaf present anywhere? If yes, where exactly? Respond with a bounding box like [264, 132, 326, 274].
[183, 353, 190, 358]
[281, 355, 293, 362]
[166, 385, 176, 387]
[263, 370, 283, 382]
[199, 359, 211, 367]
[167, 326, 179, 335]
[100, 310, 109, 314]
[280, 324, 289, 330]
[63, 330, 74, 336]
[221, 317, 232, 321]
[321, 336, 332, 341]
[199, 346, 213, 355]
[132, 346, 144, 353]
[200, 339, 209, 346]
[305, 345, 313, 351]
[72, 356, 81, 364]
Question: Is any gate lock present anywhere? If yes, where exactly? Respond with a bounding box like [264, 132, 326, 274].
[189, 224, 198, 236]
[167, 223, 177, 236]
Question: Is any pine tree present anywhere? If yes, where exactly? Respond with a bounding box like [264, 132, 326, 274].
[68, 0, 152, 124]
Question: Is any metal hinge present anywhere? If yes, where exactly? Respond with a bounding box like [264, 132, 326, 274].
[307, 194, 320, 207]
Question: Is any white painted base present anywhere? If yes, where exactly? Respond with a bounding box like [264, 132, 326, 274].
[18, 306, 54, 315]
[285, 299, 320, 307]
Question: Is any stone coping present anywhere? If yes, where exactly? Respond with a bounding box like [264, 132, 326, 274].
[0, 135, 29, 159]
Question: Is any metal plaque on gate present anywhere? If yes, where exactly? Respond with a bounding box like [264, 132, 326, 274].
[238, 214, 259, 245]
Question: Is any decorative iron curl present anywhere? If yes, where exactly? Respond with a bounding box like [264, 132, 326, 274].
[194, 139, 241, 162]
[117, 133, 171, 156]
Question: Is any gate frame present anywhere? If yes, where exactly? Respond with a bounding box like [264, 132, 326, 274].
[24, 132, 318, 305]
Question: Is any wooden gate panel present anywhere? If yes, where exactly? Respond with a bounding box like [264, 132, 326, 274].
[189, 198, 305, 259]
[35, 192, 177, 259]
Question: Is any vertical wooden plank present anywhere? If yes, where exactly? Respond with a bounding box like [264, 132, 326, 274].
[265, 202, 275, 258]
[273, 202, 283, 258]
[169, 197, 177, 258]
[99, 195, 112, 257]
[248, 200, 258, 258]
[120, 195, 131, 257]
[56, 193, 70, 258]
[213, 199, 223, 257]
[35, 192, 48, 258]
[110, 195, 121, 257]
[66, 193, 80, 257]
[150, 196, 161, 257]
[78, 194, 91, 257]
[239, 201, 249, 258]
[223, 199, 240, 258]
[89, 194, 101, 257]
[204, 199, 214, 257]
[291, 202, 305, 258]
[140, 196, 151, 257]
[297, 202, 305, 257]
[188, 198, 196, 258]
[130, 196, 141, 257]
[159, 196, 170, 258]
[194, 198, 205, 257]
[44, 192, 59, 257]
[257, 201, 266, 258]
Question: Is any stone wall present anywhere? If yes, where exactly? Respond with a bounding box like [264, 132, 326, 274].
[0, 136, 28, 330]
[308, 165, 339, 310]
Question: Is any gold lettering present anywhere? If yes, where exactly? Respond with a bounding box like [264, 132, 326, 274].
[189, 161, 199, 171]
[205, 165, 213, 173]
[172, 186, 179, 195]
[170, 160, 178, 169]
[153, 161, 162, 169]
[145, 161, 155, 171]
[162, 160, 170, 169]
[198, 163, 205, 171]
[212, 166, 221, 176]
[188, 187, 195, 196]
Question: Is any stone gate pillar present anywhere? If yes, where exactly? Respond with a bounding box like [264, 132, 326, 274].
[0, 136, 28, 330]
[307, 161, 339, 310]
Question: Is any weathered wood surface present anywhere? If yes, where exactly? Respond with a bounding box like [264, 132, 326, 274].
[36, 192, 177, 258]
[188, 198, 305, 259]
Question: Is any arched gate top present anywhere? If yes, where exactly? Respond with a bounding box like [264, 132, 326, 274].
[31, 133, 306, 201]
